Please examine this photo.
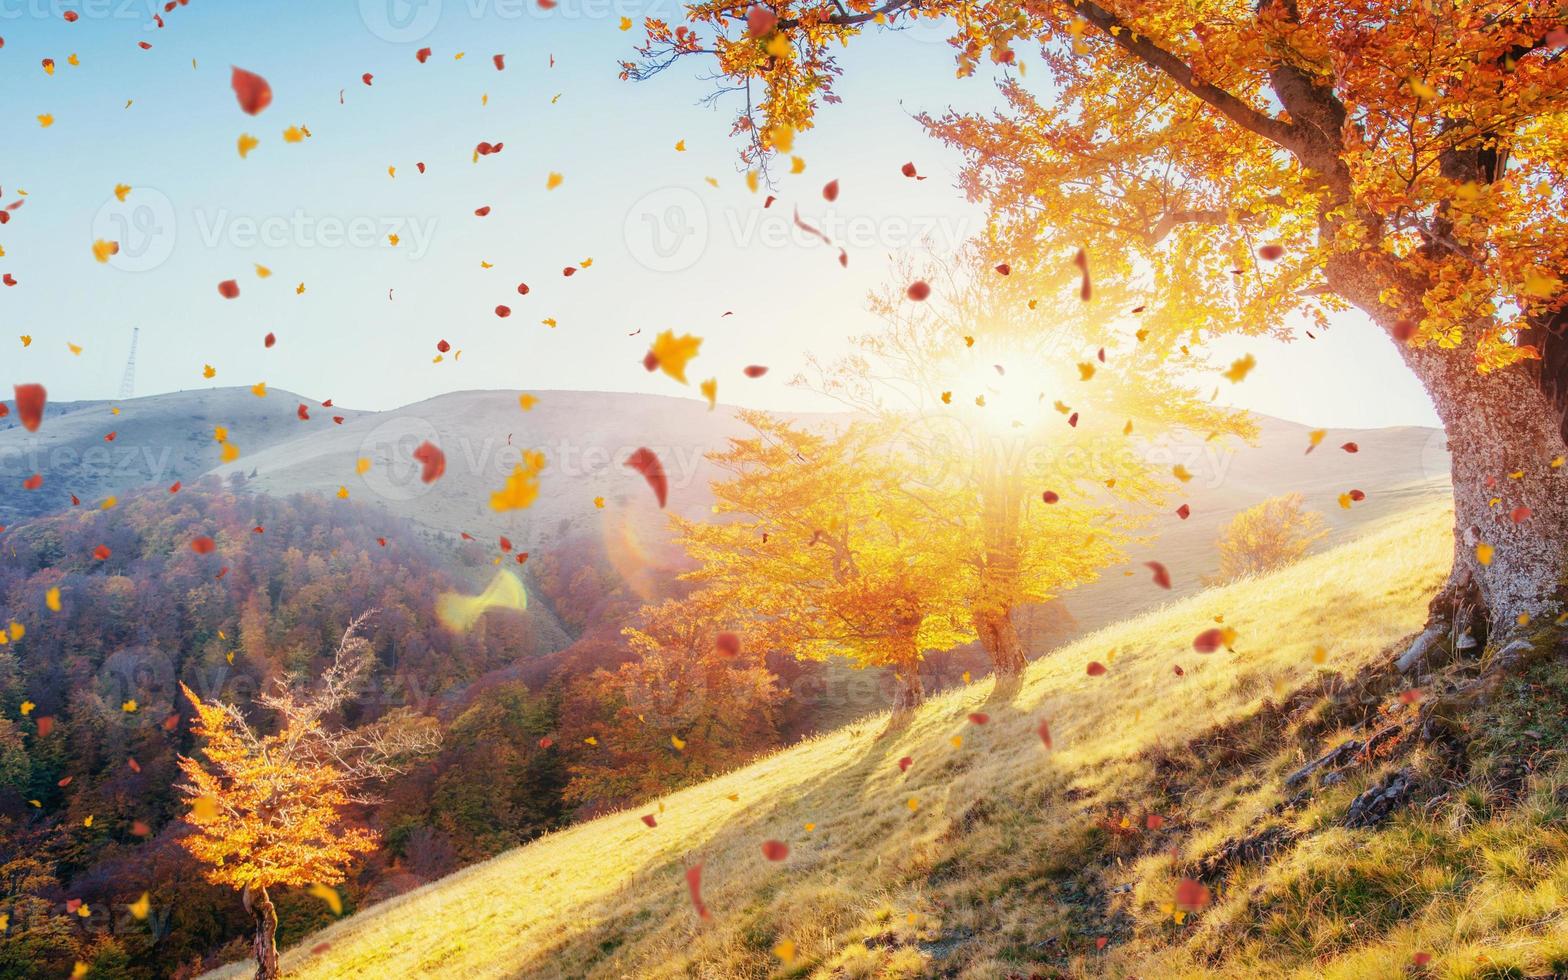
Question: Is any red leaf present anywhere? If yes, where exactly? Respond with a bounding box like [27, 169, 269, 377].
[495, 305, 511, 318]
[517, 282, 531, 295]
[105, 431, 117, 442]
[412, 441, 446, 483]
[361, 72, 374, 86]
[1095, 937, 1108, 950]
[906, 280, 931, 301]
[297, 404, 310, 421]
[1176, 504, 1191, 520]
[1037, 719, 1053, 749]
[190, 536, 216, 554]
[493, 53, 506, 70]
[1412, 952, 1431, 966]
[900, 161, 921, 179]
[1146, 814, 1164, 829]
[642, 351, 660, 372]
[14, 383, 46, 432]
[416, 47, 432, 63]
[1258, 244, 1285, 261]
[1341, 442, 1358, 453]
[897, 756, 913, 772]
[1349, 489, 1366, 501]
[1073, 248, 1092, 301]
[822, 179, 839, 202]
[625, 447, 668, 507]
[537, 736, 553, 748]
[264, 332, 276, 348]
[230, 66, 273, 115]
[1146, 561, 1172, 589]
[994, 263, 1011, 276]
[22, 475, 41, 491]
[1086, 661, 1107, 676]
[641, 813, 657, 827]
[715, 631, 741, 657]
[1510, 506, 1532, 523]
[93, 545, 111, 560]
[437, 339, 451, 353]
[1192, 629, 1225, 653]
[761, 839, 789, 861]
[474, 206, 491, 217]
[746, 5, 777, 36]
[499, 536, 512, 553]
[1174, 877, 1211, 911]
[64, 9, 79, 20]
[1041, 490, 1059, 504]
[685, 865, 711, 920]
[743, 365, 768, 378]
[169, 481, 181, 493]
[1392, 319, 1417, 342]
[218, 279, 239, 299]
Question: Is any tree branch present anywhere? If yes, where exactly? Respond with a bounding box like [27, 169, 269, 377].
[1069, 1, 1302, 153]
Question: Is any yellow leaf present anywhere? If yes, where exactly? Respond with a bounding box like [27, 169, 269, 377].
[1311, 646, 1327, 664]
[308, 883, 343, 915]
[388, 233, 399, 247]
[46, 587, 61, 612]
[619, 16, 632, 30]
[767, 124, 795, 152]
[546, 172, 563, 190]
[237, 133, 259, 158]
[593, 496, 605, 508]
[213, 425, 228, 442]
[127, 892, 151, 920]
[518, 393, 539, 410]
[1077, 362, 1095, 380]
[790, 156, 805, 174]
[674, 139, 686, 151]
[220, 441, 240, 463]
[906, 797, 919, 812]
[19, 700, 33, 716]
[203, 364, 216, 379]
[282, 125, 305, 143]
[671, 735, 686, 750]
[1409, 77, 1438, 99]
[1172, 464, 1192, 483]
[336, 486, 349, 499]
[251, 381, 267, 397]
[650, 330, 702, 384]
[113, 184, 131, 202]
[700, 378, 717, 410]
[490, 451, 547, 511]
[121, 699, 137, 713]
[83, 815, 94, 828]
[356, 458, 372, 475]
[100, 496, 117, 510]
[254, 264, 271, 278]
[1222, 354, 1256, 382]
[773, 940, 796, 963]
[38, 114, 54, 128]
[1476, 542, 1494, 566]
[766, 33, 792, 58]
[1524, 270, 1561, 298]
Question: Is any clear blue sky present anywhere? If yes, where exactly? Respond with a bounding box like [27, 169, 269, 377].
[1, 0, 1438, 430]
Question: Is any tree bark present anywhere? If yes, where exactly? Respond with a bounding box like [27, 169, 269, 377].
[974, 604, 1028, 676]
[252, 886, 280, 980]
[1326, 255, 1568, 662]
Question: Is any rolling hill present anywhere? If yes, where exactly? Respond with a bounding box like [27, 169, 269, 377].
[202, 497, 1568, 978]
[1, 386, 1453, 652]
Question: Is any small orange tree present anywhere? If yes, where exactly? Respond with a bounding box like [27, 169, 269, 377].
[177, 616, 439, 980]
[562, 590, 784, 809]
[1209, 493, 1329, 583]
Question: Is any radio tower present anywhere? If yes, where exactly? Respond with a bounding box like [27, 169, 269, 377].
[119, 327, 139, 400]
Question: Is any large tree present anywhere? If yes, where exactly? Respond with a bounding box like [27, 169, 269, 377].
[803, 249, 1248, 674]
[676, 411, 975, 709]
[628, 0, 1568, 677]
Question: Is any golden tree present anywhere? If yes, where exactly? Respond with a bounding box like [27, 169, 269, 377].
[1210, 492, 1330, 583]
[177, 616, 440, 980]
[803, 248, 1250, 674]
[631, 1, 1568, 676]
[676, 411, 974, 709]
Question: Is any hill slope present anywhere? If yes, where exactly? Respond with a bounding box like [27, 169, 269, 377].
[204, 498, 1568, 979]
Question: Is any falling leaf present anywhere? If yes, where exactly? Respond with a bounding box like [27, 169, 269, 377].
[906, 280, 931, 301]
[700, 378, 718, 410]
[648, 330, 702, 383]
[546, 172, 563, 190]
[127, 893, 151, 920]
[761, 840, 789, 861]
[1476, 542, 1494, 566]
[490, 452, 547, 511]
[231, 67, 273, 115]
[308, 883, 343, 915]
[412, 442, 446, 483]
[1146, 562, 1172, 589]
[685, 865, 711, 920]
[1222, 354, 1256, 382]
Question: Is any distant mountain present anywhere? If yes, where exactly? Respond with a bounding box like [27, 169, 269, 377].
[0, 387, 365, 525]
[0, 386, 1451, 647]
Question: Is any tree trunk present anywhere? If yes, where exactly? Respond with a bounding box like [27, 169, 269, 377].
[891, 661, 924, 712]
[1401, 340, 1568, 660]
[974, 604, 1028, 676]
[252, 887, 280, 980]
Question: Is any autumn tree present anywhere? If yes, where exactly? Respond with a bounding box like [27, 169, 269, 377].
[676, 411, 974, 709]
[561, 590, 783, 809]
[803, 248, 1249, 675]
[630, 1, 1568, 680]
[177, 616, 440, 980]
[1209, 493, 1329, 583]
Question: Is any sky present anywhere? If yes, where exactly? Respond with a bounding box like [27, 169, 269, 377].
[1, 0, 1440, 430]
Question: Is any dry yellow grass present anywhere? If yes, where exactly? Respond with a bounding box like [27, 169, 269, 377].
[203, 500, 1568, 978]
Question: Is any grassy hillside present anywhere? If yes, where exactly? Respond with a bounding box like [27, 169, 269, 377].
[203, 497, 1568, 978]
